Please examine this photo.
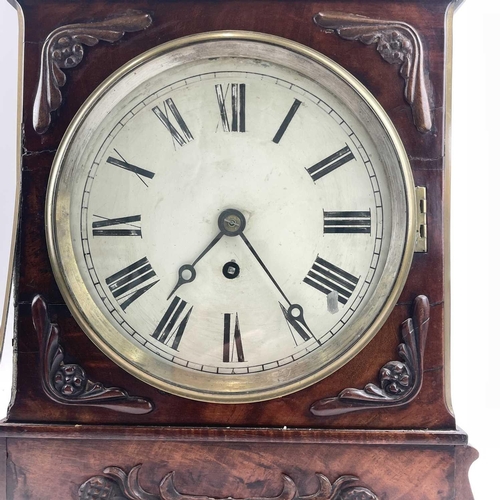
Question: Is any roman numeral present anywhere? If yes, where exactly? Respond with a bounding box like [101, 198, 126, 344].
[152, 296, 193, 349]
[323, 210, 371, 234]
[215, 84, 246, 132]
[306, 146, 355, 181]
[105, 257, 158, 310]
[223, 313, 245, 362]
[152, 98, 194, 147]
[273, 99, 302, 144]
[92, 215, 142, 237]
[107, 154, 155, 183]
[303, 256, 359, 305]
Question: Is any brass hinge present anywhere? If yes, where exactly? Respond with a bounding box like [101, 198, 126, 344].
[415, 186, 427, 253]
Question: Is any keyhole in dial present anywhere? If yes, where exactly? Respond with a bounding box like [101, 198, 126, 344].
[223, 261, 240, 279]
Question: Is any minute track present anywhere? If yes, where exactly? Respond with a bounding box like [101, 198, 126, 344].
[79, 63, 387, 380]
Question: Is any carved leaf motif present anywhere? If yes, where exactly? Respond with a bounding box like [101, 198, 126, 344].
[310, 295, 430, 416]
[32, 295, 154, 414]
[331, 476, 378, 500]
[79, 466, 378, 500]
[313, 12, 433, 133]
[33, 11, 152, 134]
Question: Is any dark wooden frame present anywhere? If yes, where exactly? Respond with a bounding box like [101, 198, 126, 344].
[0, 0, 476, 498]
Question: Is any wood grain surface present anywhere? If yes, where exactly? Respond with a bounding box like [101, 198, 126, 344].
[0, 1, 477, 498]
[9, 0, 454, 429]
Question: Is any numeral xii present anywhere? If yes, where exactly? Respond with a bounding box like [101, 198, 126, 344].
[215, 84, 246, 132]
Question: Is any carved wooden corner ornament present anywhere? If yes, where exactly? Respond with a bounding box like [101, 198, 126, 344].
[33, 11, 153, 134]
[79, 465, 378, 500]
[313, 12, 433, 133]
[32, 295, 154, 414]
[310, 295, 429, 417]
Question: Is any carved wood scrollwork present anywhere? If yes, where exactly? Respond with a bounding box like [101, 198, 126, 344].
[32, 295, 154, 414]
[313, 12, 433, 133]
[310, 295, 429, 417]
[79, 465, 378, 500]
[33, 11, 152, 134]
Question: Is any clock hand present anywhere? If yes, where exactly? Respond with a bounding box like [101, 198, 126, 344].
[238, 229, 318, 344]
[167, 231, 224, 299]
[167, 207, 246, 299]
[239, 232, 290, 306]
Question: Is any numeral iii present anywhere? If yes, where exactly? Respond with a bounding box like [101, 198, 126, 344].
[323, 210, 371, 234]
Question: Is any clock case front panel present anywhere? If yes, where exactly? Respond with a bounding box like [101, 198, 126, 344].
[9, 0, 452, 430]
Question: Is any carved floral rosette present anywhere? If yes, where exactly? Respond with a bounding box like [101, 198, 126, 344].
[79, 465, 378, 500]
[311, 295, 430, 416]
[313, 12, 433, 133]
[33, 11, 152, 134]
[32, 294, 153, 414]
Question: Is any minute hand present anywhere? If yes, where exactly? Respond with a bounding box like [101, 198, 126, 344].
[239, 232, 318, 344]
[239, 232, 291, 306]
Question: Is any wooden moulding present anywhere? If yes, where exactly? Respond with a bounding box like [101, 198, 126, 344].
[0, 423, 470, 446]
[0, 426, 477, 499]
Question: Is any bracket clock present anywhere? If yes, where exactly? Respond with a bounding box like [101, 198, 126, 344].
[0, 0, 477, 498]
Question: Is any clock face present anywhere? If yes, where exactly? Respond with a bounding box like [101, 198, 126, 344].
[47, 32, 416, 402]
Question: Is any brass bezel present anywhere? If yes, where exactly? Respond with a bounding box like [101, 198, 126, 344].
[46, 31, 417, 403]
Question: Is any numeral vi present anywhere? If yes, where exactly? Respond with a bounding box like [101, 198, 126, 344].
[223, 313, 245, 362]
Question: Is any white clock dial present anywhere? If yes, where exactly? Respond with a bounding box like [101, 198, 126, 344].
[47, 32, 416, 402]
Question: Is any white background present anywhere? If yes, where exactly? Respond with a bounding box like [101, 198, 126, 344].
[0, 1, 497, 498]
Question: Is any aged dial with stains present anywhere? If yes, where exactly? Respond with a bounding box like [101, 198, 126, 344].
[47, 32, 416, 402]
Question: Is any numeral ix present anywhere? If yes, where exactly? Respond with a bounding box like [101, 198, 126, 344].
[92, 215, 142, 237]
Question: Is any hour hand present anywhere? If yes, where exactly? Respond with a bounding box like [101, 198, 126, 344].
[167, 231, 223, 299]
[168, 264, 197, 300]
